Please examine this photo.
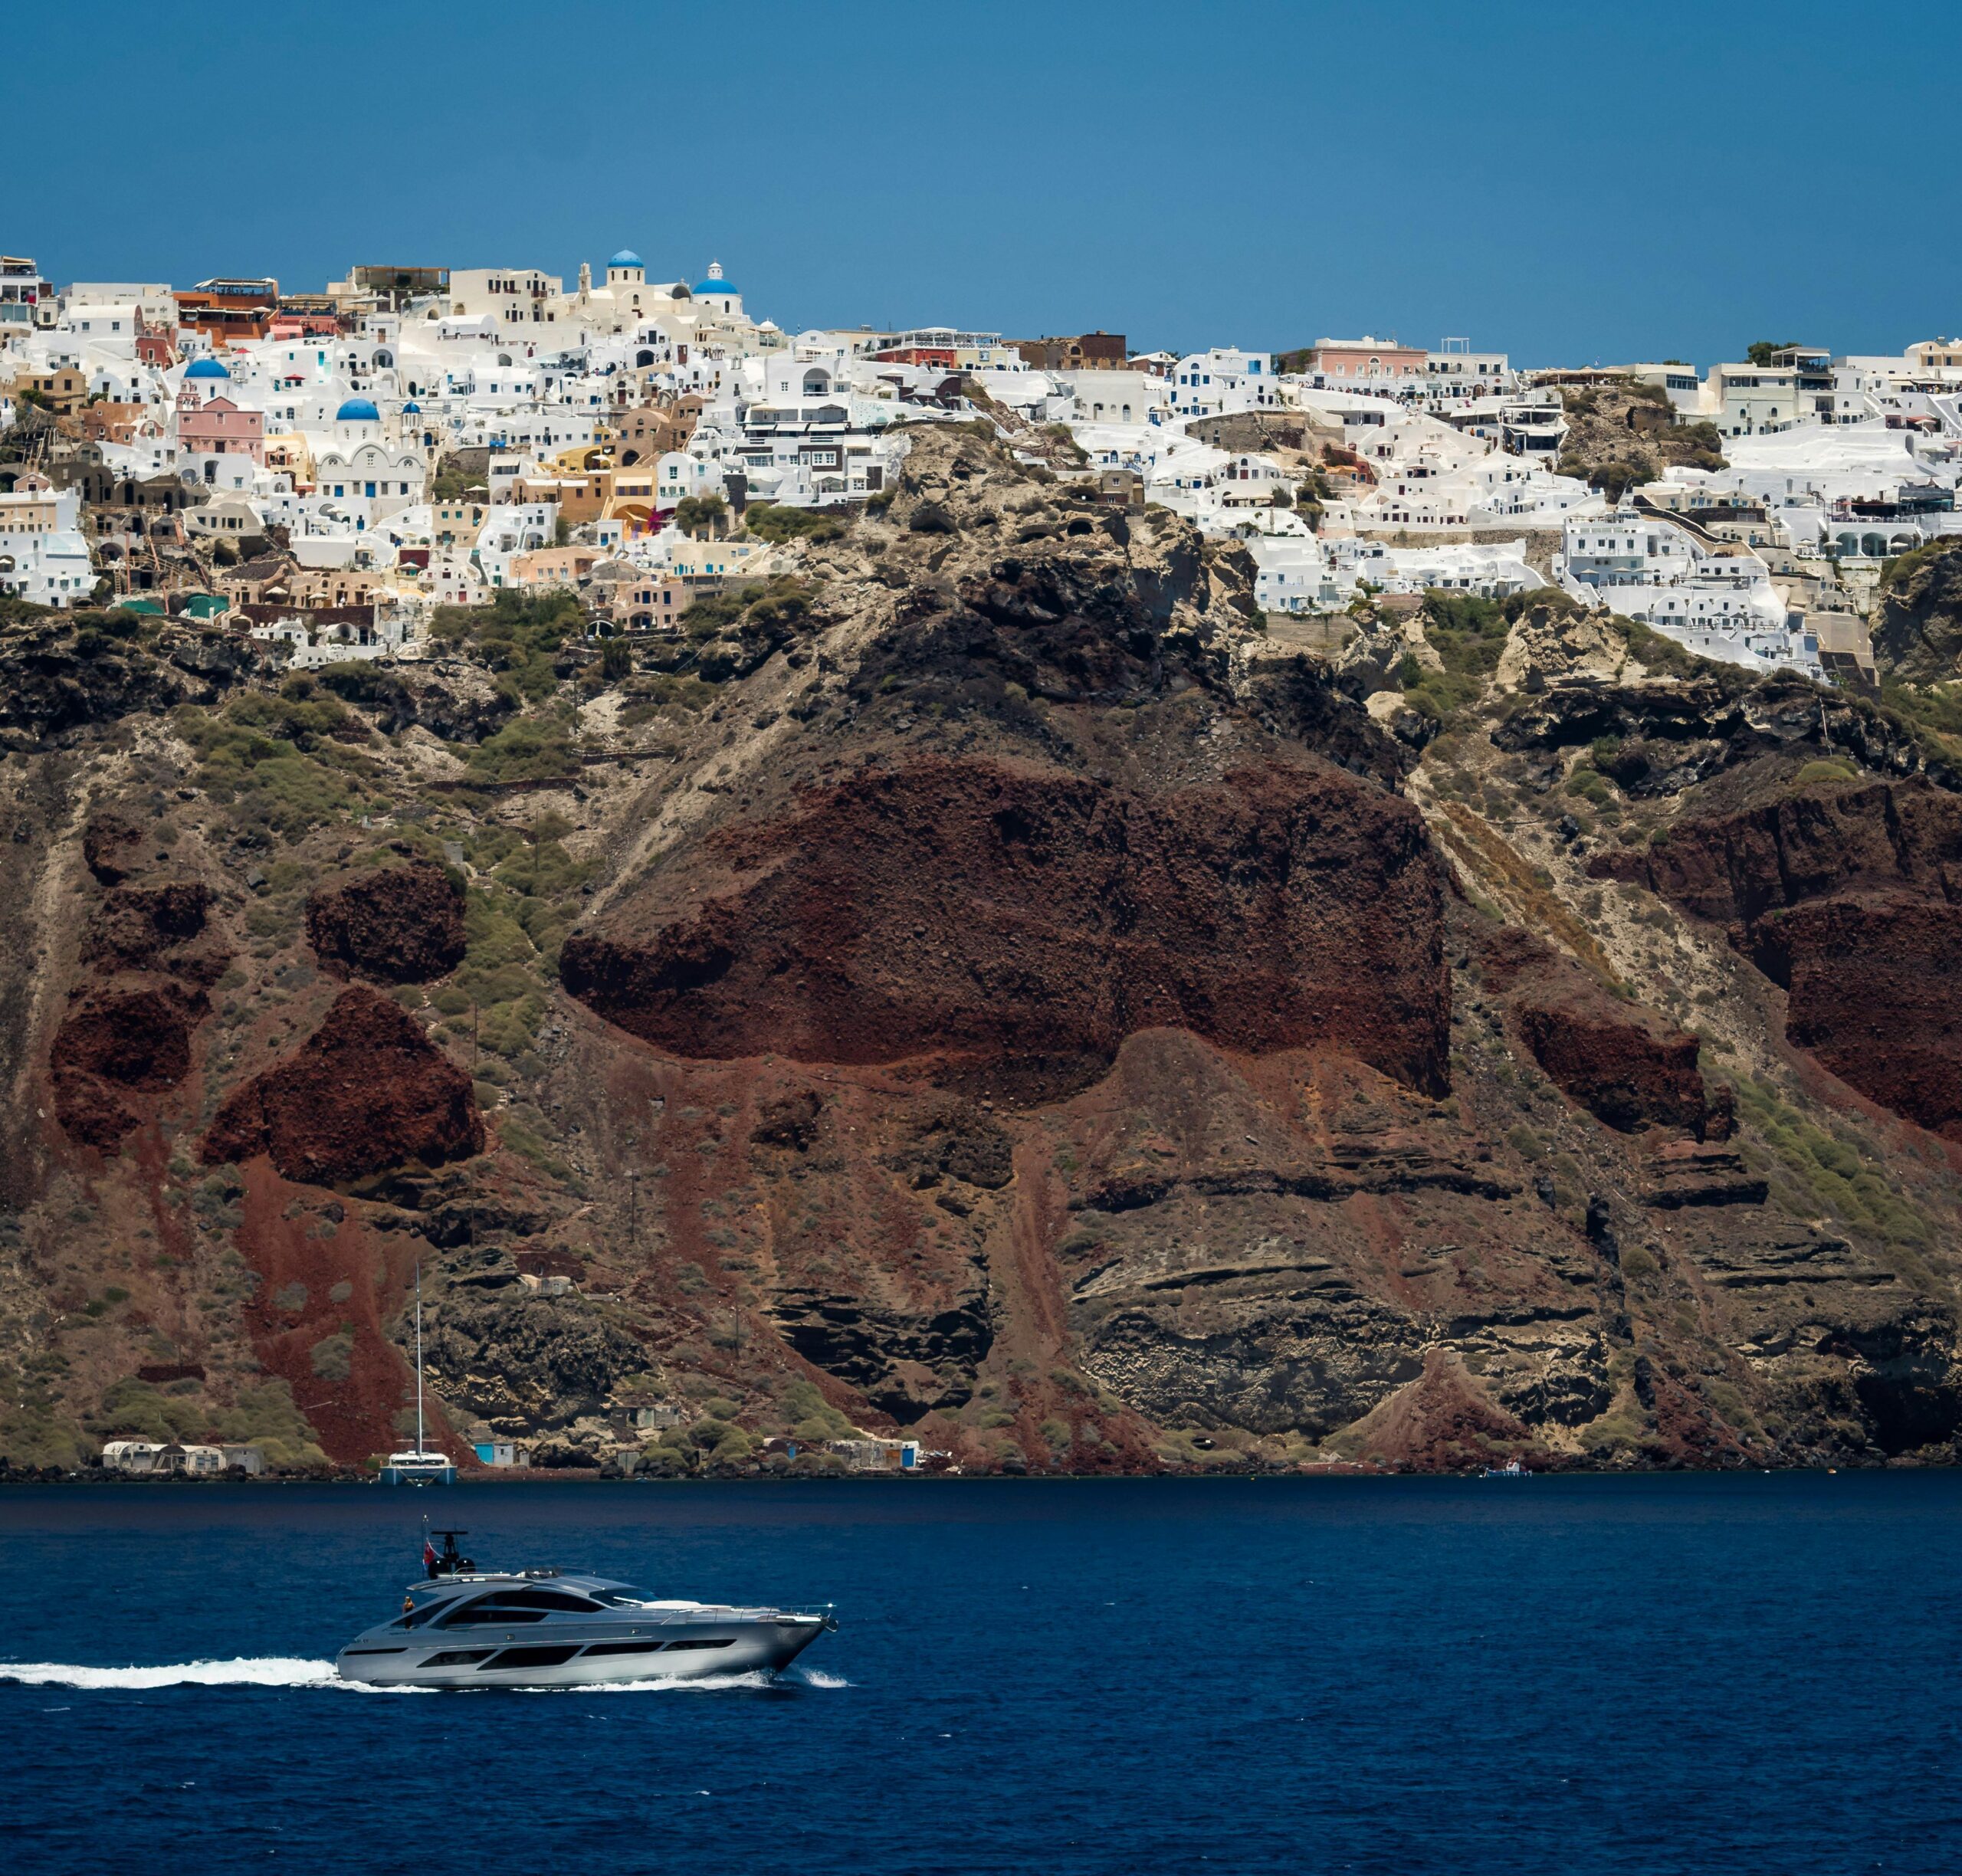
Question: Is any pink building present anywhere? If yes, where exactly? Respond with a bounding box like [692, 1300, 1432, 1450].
[614, 574, 688, 632]
[177, 392, 265, 464]
[1309, 337, 1427, 382]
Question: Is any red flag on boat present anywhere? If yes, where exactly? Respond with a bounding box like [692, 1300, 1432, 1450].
[422, 1537, 438, 1570]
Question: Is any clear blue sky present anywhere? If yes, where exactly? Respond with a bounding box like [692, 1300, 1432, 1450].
[11, 0, 1959, 366]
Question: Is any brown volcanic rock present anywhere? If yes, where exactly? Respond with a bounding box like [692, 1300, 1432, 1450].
[81, 813, 145, 885]
[52, 1072, 140, 1150]
[1350, 1351, 1547, 1471]
[202, 986, 483, 1185]
[18, 421, 1962, 1478]
[1479, 926, 1721, 1136]
[1512, 996, 1713, 1136]
[54, 983, 204, 1087]
[1754, 890, 1962, 1138]
[1495, 674, 1944, 797]
[306, 861, 467, 985]
[0, 622, 255, 748]
[80, 881, 217, 975]
[561, 754, 1450, 1100]
[51, 983, 208, 1150]
[1591, 778, 1962, 923]
[1055, 1031, 1605, 1441]
[1594, 781, 1962, 1133]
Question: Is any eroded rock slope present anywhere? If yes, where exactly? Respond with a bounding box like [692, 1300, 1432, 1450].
[8, 427, 1962, 1476]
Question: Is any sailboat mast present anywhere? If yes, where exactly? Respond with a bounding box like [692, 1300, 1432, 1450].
[415, 1262, 425, 1455]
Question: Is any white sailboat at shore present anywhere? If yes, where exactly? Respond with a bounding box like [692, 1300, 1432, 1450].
[379, 1264, 454, 1485]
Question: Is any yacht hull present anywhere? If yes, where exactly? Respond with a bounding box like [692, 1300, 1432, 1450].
[378, 1464, 456, 1485]
[336, 1615, 828, 1688]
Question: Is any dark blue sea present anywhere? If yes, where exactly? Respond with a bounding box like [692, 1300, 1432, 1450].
[2, 1474, 1957, 1874]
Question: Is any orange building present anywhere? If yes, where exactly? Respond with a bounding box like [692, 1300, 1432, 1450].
[174, 277, 279, 343]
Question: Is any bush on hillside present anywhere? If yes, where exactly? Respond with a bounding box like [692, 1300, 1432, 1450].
[743, 501, 846, 545]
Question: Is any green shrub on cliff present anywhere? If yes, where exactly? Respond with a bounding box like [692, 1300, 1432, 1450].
[1879, 540, 1951, 592]
[1673, 421, 1727, 472]
[498, 1112, 573, 1183]
[1397, 591, 1515, 722]
[1875, 679, 1962, 761]
[743, 501, 845, 546]
[1564, 762, 1612, 806]
[618, 672, 717, 726]
[176, 694, 381, 834]
[91, 1377, 213, 1442]
[215, 1381, 331, 1470]
[465, 713, 577, 782]
[431, 589, 583, 703]
[1559, 453, 1656, 501]
[490, 819, 589, 901]
[309, 1333, 353, 1382]
[673, 493, 727, 538]
[1736, 1078, 1934, 1258]
[778, 1377, 852, 1441]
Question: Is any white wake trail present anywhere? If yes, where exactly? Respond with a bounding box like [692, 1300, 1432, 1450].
[1, 1658, 343, 1691]
[2, 1659, 851, 1694]
[792, 1667, 853, 1688]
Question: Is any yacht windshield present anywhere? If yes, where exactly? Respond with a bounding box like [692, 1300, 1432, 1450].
[589, 1588, 661, 1608]
[439, 1587, 605, 1625]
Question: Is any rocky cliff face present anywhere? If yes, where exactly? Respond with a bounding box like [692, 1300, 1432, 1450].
[559, 754, 1449, 1101]
[8, 427, 1962, 1477]
[306, 859, 468, 986]
[1593, 780, 1962, 1136]
[202, 986, 484, 1185]
[1872, 540, 1962, 681]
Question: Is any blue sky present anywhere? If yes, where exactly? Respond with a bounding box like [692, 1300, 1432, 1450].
[10, 0, 1960, 366]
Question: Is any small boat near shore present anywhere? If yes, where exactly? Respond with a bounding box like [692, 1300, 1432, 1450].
[1481, 1458, 1531, 1478]
[334, 1530, 836, 1688]
[380, 1264, 453, 1487]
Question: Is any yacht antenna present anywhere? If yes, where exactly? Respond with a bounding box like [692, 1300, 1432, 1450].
[415, 1261, 425, 1457]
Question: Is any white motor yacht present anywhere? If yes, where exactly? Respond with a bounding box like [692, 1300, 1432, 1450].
[335, 1533, 836, 1688]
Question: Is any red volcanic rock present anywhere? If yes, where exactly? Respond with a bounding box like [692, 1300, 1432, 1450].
[560, 755, 1451, 1099]
[80, 881, 217, 975]
[81, 812, 145, 884]
[1594, 781, 1962, 1135]
[1754, 891, 1962, 1138]
[306, 860, 467, 985]
[202, 986, 483, 1185]
[51, 983, 208, 1149]
[53, 1072, 139, 1149]
[1590, 779, 1962, 925]
[1479, 926, 1720, 1136]
[1353, 1351, 1545, 1471]
[1512, 996, 1714, 1136]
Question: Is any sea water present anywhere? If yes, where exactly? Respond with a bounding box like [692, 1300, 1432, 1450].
[2, 1473, 1957, 1874]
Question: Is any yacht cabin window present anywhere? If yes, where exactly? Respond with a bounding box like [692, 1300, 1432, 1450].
[440, 1588, 605, 1625]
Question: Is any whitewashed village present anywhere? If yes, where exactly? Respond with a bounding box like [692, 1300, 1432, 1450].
[3, 248, 1957, 694]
